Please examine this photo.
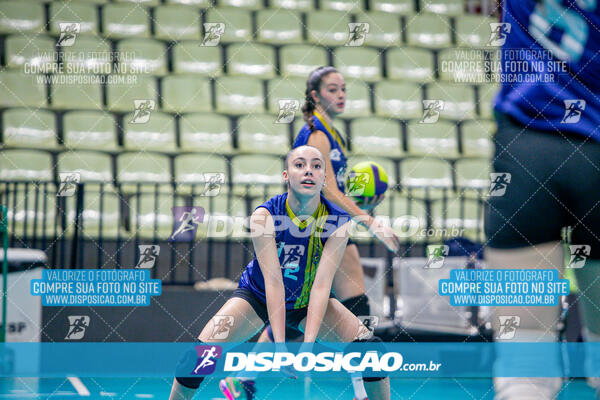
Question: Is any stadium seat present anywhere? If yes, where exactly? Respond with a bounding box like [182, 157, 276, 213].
[349, 117, 403, 157]
[153, 5, 201, 41]
[386, 47, 435, 83]
[400, 157, 453, 198]
[438, 48, 486, 83]
[431, 196, 484, 242]
[166, 0, 210, 6]
[128, 193, 186, 240]
[194, 195, 248, 240]
[5, 35, 55, 70]
[115, 0, 160, 6]
[461, 120, 495, 157]
[102, 3, 150, 39]
[0, 71, 46, 108]
[456, 15, 495, 47]
[50, 76, 103, 110]
[161, 76, 212, 113]
[426, 83, 476, 121]
[347, 156, 397, 185]
[339, 80, 371, 119]
[215, 76, 264, 115]
[266, 77, 305, 115]
[106, 75, 158, 112]
[231, 154, 284, 196]
[406, 121, 459, 158]
[371, 0, 414, 14]
[172, 42, 222, 76]
[62, 36, 112, 74]
[306, 10, 351, 47]
[219, 0, 262, 10]
[405, 14, 451, 48]
[237, 114, 290, 155]
[478, 84, 499, 119]
[354, 12, 402, 48]
[455, 158, 490, 198]
[376, 194, 428, 242]
[116, 152, 172, 193]
[280, 45, 329, 78]
[374, 81, 421, 119]
[227, 43, 276, 79]
[48, 1, 98, 36]
[179, 113, 233, 153]
[205, 8, 252, 43]
[0, 150, 53, 181]
[174, 153, 229, 195]
[420, 0, 464, 15]
[63, 111, 119, 152]
[256, 10, 303, 45]
[57, 150, 114, 186]
[3, 109, 57, 150]
[269, 0, 313, 10]
[334, 47, 382, 82]
[123, 112, 177, 153]
[321, 0, 362, 12]
[65, 191, 121, 239]
[116, 39, 167, 76]
[0, 1, 45, 34]
[6, 188, 58, 239]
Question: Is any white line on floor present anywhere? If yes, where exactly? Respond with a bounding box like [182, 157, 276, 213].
[67, 377, 91, 397]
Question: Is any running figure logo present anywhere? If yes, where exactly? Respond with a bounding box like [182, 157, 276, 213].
[421, 100, 444, 123]
[136, 245, 160, 268]
[170, 207, 205, 242]
[130, 100, 156, 124]
[202, 173, 225, 197]
[202, 23, 225, 46]
[487, 23, 511, 46]
[346, 172, 370, 197]
[57, 172, 80, 197]
[57, 23, 80, 47]
[346, 23, 369, 46]
[278, 243, 306, 270]
[496, 315, 520, 340]
[425, 245, 449, 269]
[65, 316, 90, 340]
[276, 100, 300, 124]
[489, 172, 511, 196]
[209, 316, 235, 340]
[193, 345, 222, 375]
[562, 100, 586, 124]
[567, 245, 591, 269]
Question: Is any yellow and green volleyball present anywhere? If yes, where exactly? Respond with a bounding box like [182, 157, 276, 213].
[345, 161, 389, 205]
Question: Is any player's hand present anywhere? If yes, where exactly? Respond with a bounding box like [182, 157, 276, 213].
[359, 194, 385, 212]
[369, 220, 401, 253]
[274, 342, 297, 380]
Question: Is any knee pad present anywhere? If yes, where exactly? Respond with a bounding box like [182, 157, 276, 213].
[341, 294, 370, 317]
[175, 340, 206, 389]
[347, 336, 387, 382]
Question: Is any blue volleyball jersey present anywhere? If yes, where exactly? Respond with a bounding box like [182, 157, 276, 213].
[494, 0, 600, 141]
[293, 111, 348, 193]
[239, 192, 351, 310]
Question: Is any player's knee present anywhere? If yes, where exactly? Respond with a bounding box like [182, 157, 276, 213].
[341, 294, 370, 317]
[175, 339, 206, 389]
[347, 336, 387, 382]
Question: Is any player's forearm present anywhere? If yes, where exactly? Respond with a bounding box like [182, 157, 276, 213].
[264, 282, 286, 342]
[304, 286, 330, 342]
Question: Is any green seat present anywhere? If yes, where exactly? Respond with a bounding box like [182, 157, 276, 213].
[306, 10, 351, 46]
[161, 76, 212, 113]
[0, 150, 53, 181]
[455, 158, 490, 194]
[347, 156, 397, 185]
[400, 157, 452, 198]
[237, 114, 290, 155]
[406, 121, 458, 158]
[57, 150, 113, 184]
[180, 113, 233, 153]
[461, 120, 495, 157]
[3, 109, 58, 150]
[376, 195, 428, 242]
[374, 81, 421, 119]
[205, 8, 252, 43]
[166, 0, 210, 6]
[123, 112, 176, 153]
[267, 77, 305, 115]
[219, 0, 262, 10]
[102, 3, 150, 39]
[6, 188, 58, 238]
[269, 0, 313, 10]
[116, 152, 172, 194]
[386, 47, 435, 83]
[340, 80, 371, 119]
[350, 117, 403, 157]
[478, 84, 498, 119]
[62, 36, 112, 74]
[195, 195, 248, 240]
[50, 75, 103, 110]
[172, 42, 222, 76]
[0, 1, 45, 34]
[371, 0, 414, 14]
[321, 0, 362, 11]
[0, 71, 46, 108]
[106, 75, 158, 112]
[115, 0, 160, 6]
[426, 83, 476, 121]
[421, 0, 464, 15]
[116, 39, 167, 75]
[438, 48, 486, 83]
[174, 153, 229, 195]
[49, 1, 98, 36]
[5, 35, 56, 70]
[431, 196, 484, 242]
[66, 192, 121, 239]
[256, 10, 303, 45]
[354, 12, 402, 48]
[334, 47, 382, 82]
[456, 15, 494, 47]
[280, 45, 328, 78]
[128, 194, 185, 240]
[231, 155, 284, 196]
[63, 111, 118, 152]
[215, 76, 264, 115]
[154, 5, 200, 40]
[406, 14, 451, 48]
[227, 43, 276, 79]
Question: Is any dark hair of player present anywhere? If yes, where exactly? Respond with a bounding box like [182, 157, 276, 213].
[301, 66, 339, 132]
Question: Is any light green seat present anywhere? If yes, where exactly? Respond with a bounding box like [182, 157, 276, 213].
[161, 76, 212, 113]
[227, 43, 276, 79]
[5, 35, 56, 70]
[347, 156, 397, 185]
[400, 157, 453, 198]
[427, 83, 476, 121]
[0, 150, 53, 181]
[174, 153, 229, 195]
[280, 45, 328, 78]
[205, 8, 252, 43]
[269, 0, 313, 10]
[321, 0, 362, 11]
[456, 15, 495, 47]
[0, 71, 46, 107]
[6, 188, 58, 238]
[256, 10, 303, 45]
[123, 112, 176, 153]
[50, 75, 103, 110]
[166, 0, 211, 6]
[116, 39, 167, 75]
[421, 0, 464, 15]
[386, 47, 435, 82]
[306, 10, 351, 46]
[154, 5, 201, 40]
[116, 152, 172, 193]
[231, 155, 284, 196]
[195, 195, 248, 240]
[349, 117, 403, 157]
[49, 1, 98, 35]
[334, 47, 382, 82]
[219, 0, 262, 10]
[461, 120, 495, 157]
[128, 194, 186, 240]
[340, 80, 371, 119]
[3, 109, 58, 150]
[63, 111, 119, 152]
[406, 121, 458, 158]
[354, 12, 402, 48]
[431, 197, 484, 242]
[114, 0, 160, 6]
[62, 36, 112, 74]
[215, 76, 264, 115]
[438, 48, 486, 83]
[237, 114, 290, 155]
[57, 150, 113, 185]
[406, 14, 451, 48]
[0, 1, 45, 34]
[106, 75, 158, 112]
[172, 42, 222, 76]
[374, 81, 421, 119]
[267, 77, 305, 115]
[371, 0, 414, 14]
[180, 113, 233, 153]
[376, 195, 428, 242]
[66, 192, 121, 239]
[455, 158, 490, 198]
[478, 84, 498, 119]
[102, 3, 150, 39]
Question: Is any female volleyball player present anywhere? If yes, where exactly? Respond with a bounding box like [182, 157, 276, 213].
[169, 145, 391, 400]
